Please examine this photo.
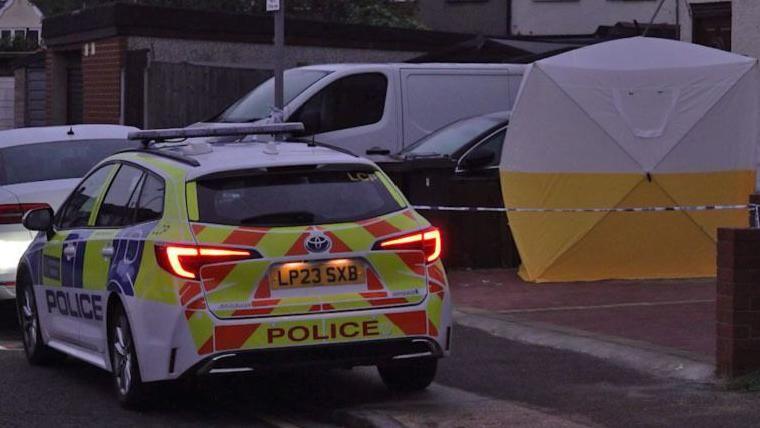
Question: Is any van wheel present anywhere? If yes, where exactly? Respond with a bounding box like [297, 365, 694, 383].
[16, 271, 63, 365]
[110, 303, 147, 409]
[378, 358, 437, 392]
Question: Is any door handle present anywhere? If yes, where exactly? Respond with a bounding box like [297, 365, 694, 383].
[63, 245, 77, 259]
[101, 247, 115, 259]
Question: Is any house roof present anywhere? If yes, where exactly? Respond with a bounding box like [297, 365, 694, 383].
[42, 3, 470, 52]
[0, 0, 44, 21]
[409, 36, 588, 64]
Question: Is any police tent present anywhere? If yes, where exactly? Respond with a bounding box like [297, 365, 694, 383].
[501, 37, 759, 282]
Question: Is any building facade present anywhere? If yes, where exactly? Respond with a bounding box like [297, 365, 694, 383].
[415, 0, 511, 36]
[0, 0, 42, 130]
[0, 0, 42, 48]
[415, 0, 733, 54]
[511, 0, 679, 37]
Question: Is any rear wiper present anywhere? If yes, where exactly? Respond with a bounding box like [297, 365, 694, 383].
[240, 211, 316, 226]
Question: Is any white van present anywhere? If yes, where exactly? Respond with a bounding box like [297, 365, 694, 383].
[203, 64, 526, 156]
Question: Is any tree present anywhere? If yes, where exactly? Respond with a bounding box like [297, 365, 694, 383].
[32, 0, 422, 29]
[257, 0, 422, 29]
[33, 0, 251, 16]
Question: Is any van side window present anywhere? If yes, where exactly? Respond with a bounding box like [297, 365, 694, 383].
[292, 73, 388, 135]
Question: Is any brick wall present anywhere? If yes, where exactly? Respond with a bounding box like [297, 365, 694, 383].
[716, 227, 760, 378]
[82, 37, 125, 124]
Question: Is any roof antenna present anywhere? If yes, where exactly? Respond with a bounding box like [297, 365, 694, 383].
[67, 127, 75, 136]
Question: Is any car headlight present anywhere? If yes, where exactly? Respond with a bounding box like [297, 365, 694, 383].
[0, 240, 32, 273]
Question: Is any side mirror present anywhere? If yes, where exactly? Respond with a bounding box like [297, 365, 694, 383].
[459, 149, 496, 171]
[22, 207, 54, 234]
[366, 147, 391, 156]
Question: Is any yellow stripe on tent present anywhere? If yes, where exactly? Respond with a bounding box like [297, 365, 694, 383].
[501, 170, 754, 282]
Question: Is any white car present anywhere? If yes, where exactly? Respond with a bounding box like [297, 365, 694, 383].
[0, 125, 138, 300]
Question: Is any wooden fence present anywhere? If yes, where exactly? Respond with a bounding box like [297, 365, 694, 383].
[124, 57, 271, 129]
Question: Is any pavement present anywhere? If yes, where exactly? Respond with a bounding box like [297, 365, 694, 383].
[449, 269, 715, 358]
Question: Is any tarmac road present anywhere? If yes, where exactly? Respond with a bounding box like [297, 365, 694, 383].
[2, 300, 760, 427]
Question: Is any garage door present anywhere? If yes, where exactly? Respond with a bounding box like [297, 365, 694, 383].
[0, 77, 14, 130]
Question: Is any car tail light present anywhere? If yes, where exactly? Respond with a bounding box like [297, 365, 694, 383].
[0, 203, 50, 225]
[374, 227, 442, 263]
[155, 244, 259, 280]
[0, 281, 14, 288]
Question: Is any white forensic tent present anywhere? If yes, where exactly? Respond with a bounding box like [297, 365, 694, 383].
[501, 37, 759, 282]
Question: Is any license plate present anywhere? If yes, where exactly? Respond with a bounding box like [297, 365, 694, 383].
[271, 260, 366, 289]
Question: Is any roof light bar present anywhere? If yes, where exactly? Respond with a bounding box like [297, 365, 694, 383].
[128, 123, 305, 143]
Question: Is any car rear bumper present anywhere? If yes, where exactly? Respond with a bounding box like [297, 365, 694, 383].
[133, 289, 453, 382]
[190, 337, 442, 377]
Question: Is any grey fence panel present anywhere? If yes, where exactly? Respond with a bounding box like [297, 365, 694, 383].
[147, 62, 271, 129]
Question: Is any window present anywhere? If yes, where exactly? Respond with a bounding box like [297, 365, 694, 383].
[403, 114, 507, 157]
[214, 69, 330, 123]
[13, 30, 25, 40]
[0, 31, 10, 40]
[196, 167, 403, 227]
[0, 139, 138, 185]
[135, 174, 165, 223]
[461, 128, 507, 170]
[692, 2, 731, 51]
[96, 165, 144, 228]
[57, 165, 116, 229]
[291, 73, 388, 135]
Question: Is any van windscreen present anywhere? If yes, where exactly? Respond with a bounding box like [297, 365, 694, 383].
[195, 167, 404, 227]
[214, 70, 330, 123]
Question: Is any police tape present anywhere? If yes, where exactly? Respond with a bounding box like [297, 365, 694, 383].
[412, 204, 756, 214]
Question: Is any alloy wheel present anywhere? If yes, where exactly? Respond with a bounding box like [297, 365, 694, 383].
[112, 315, 134, 396]
[20, 287, 37, 352]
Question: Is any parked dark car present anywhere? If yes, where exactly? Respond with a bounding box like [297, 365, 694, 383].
[377, 111, 519, 269]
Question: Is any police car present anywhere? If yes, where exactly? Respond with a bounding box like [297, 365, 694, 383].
[17, 124, 453, 408]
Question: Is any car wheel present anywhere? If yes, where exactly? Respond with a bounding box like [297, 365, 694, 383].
[16, 271, 63, 365]
[110, 302, 147, 409]
[378, 358, 438, 392]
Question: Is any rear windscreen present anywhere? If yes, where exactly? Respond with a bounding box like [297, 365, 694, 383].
[196, 168, 404, 227]
[0, 139, 137, 185]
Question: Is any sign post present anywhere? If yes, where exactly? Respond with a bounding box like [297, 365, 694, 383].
[269, 0, 285, 114]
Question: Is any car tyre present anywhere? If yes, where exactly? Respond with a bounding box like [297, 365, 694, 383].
[378, 358, 437, 392]
[110, 302, 148, 409]
[16, 270, 64, 365]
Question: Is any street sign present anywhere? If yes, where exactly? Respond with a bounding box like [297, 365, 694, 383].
[266, 0, 281, 12]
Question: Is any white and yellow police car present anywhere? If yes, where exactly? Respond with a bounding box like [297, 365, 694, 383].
[17, 124, 453, 408]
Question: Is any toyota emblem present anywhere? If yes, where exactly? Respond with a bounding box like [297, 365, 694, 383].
[304, 231, 332, 253]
